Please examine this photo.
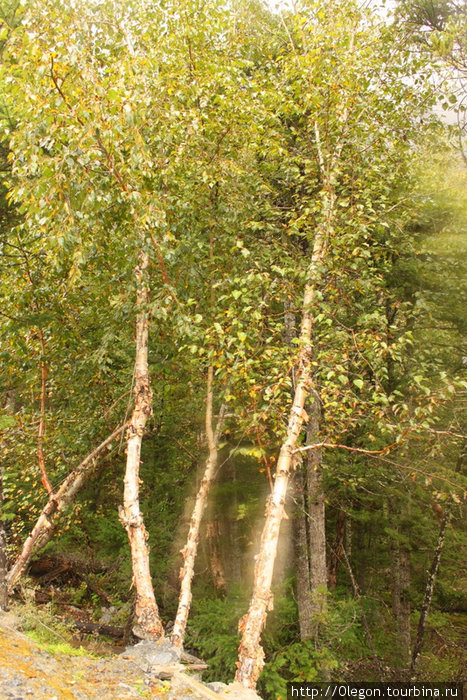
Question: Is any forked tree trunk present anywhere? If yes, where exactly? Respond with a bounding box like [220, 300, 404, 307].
[171, 367, 226, 648]
[7, 420, 129, 593]
[235, 184, 333, 688]
[118, 250, 164, 640]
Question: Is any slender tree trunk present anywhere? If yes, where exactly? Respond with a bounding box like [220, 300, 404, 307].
[410, 443, 466, 674]
[287, 291, 327, 637]
[410, 442, 466, 674]
[118, 250, 164, 640]
[7, 421, 128, 593]
[292, 468, 313, 640]
[287, 295, 315, 639]
[409, 510, 450, 677]
[171, 366, 226, 648]
[235, 180, 333, 687]
[306, 400, 327, 626]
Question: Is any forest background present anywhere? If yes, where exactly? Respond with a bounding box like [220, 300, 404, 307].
[0, 0, 465, 696]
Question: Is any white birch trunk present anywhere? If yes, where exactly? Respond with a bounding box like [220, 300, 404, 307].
[235, 103, 352, 686]
[171, 367, 225, 648]
[235, 195, 333, 687]
[119, 249, 164, 640]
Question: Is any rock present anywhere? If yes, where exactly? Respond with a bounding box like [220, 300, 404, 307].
[206, 681, 228, 693]
[122, 638, 182, 671]
[156, 669, 178, 681]
[99, 606, 116, 625]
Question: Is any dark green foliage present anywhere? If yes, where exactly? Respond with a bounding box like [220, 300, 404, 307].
[186, 595, 244, 683]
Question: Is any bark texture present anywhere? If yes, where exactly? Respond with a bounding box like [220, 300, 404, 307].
[171, 367, 225, 648]
[235, 184, 332, 687]
[118, 250, 164, 640]
[7, 421, 128, 593]
[292, 468, 313, 640]
[287, 295, 328, 639]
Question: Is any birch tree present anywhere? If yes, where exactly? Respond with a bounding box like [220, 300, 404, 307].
[235, 0, 439, 687]
[2, 0, 194, 633]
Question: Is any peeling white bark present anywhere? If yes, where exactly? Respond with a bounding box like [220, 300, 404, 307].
[119, 250, 164, 640]
[171, 367, 225, 648]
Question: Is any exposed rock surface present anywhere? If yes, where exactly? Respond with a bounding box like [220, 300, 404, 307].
[121, 638, 182, 670]
[0, 612, 262, 699]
